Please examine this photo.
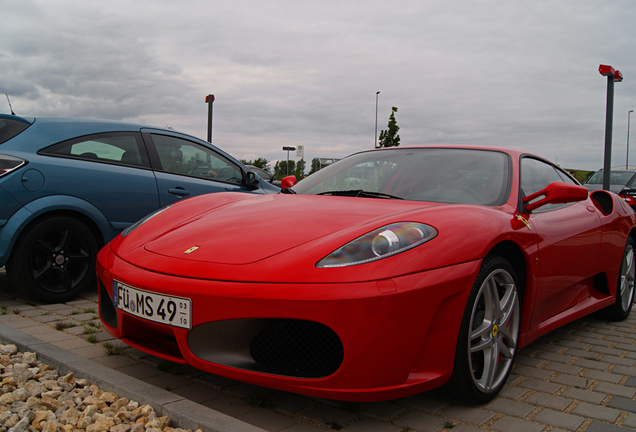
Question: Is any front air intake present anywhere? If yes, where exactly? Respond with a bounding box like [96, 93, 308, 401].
[189, 318, 344, 378]
[250, 319, 344, 378]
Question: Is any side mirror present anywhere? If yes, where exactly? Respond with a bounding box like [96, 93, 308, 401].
[281, 175, 297, 189]
[244, 171, 259, 188]
[522, 182, 588, 212]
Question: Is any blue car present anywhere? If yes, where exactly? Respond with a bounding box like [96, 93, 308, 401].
[0, 114, 279, 302]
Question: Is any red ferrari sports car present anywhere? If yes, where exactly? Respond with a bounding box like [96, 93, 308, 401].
[97, 146, 636, 404]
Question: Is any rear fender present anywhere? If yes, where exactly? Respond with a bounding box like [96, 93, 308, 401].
[592, 192, 636, 279]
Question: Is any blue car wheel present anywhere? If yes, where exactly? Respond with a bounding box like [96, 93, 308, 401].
[7, 215, 99, 303]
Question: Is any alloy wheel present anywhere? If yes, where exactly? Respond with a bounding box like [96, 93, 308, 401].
[468, 268, 520, 393]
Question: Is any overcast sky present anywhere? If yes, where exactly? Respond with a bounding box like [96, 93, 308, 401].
[1, 0, 635, 170]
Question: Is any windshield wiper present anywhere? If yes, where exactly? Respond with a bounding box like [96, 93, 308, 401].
[280, 187, 296, 194]
[317, 190, 403, 199]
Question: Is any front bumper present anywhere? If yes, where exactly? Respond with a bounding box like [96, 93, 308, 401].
[97, 245, 481, 402]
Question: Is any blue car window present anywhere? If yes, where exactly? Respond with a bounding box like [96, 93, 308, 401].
[0, 117, 32, 144]
[39, 132, 149, 168]
[151, 134, 244, 184]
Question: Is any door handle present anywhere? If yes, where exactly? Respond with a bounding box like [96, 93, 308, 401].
[168, 187, 190, 196]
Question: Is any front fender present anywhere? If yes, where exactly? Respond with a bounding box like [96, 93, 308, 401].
[0, 195, 119, 267]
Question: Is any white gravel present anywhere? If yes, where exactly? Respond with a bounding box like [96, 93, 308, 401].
[0, 343, 202, 432]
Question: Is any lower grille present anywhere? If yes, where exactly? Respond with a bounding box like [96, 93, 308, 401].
[250, 319, 343, 378]
[188, 318, 344, 378]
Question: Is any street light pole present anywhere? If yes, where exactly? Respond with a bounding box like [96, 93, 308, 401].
[598, 65, 624, 191]
[628, 110, 634, 169]
[282, 146, 296, 176]
[205, 94, 215, 143]
[374, 91, 380, 148]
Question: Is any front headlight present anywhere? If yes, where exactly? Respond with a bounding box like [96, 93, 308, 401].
[121, 204, 174, 237]
[316, 222, 437, 268]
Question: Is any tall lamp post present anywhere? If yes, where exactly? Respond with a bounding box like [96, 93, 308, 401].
[599, 65, 624, 191]
[282, 146, 296, 175]
[205, 94, 215, 143]
[628, 110, 634, 169]
[374, 91, 380, 148]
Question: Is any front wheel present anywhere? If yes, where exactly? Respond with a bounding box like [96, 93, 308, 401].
[7, 215, 99, 303]
[443, 255, 521, 404]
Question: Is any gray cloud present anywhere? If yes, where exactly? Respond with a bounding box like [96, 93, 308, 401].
[1, 0, 634, 169]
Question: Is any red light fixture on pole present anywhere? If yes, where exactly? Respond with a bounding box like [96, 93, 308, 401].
[599, 65, 623, 191]
[205, 94, 215, 143]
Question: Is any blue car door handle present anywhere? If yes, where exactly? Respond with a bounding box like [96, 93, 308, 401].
[168, 187, 190, 196]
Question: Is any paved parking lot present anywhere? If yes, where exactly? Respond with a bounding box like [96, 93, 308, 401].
[1, 267, 636, 431]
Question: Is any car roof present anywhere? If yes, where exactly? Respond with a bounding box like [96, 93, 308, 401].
[0, 114, 157, 128]
[0, 114, 34, 124]
[0, 115, 195, 152]
[0, 114, 151, 127]
[353, 145, 536, 161]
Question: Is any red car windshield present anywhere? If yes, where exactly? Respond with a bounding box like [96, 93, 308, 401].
[293, 148, 511, 206]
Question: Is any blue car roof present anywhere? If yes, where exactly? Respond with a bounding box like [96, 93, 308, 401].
[0, 115, 172, 152]
[0, 114, 34, 124]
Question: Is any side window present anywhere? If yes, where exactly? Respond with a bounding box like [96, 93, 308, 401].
[39, 133, 149, 167]
[150, 134, 244, 184]
[521, 157, 574, 211]
[520, 157, 565, 197]
[555, 168, 579, 185]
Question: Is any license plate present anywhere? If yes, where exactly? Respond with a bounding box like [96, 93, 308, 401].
[112, 281, 191, 329]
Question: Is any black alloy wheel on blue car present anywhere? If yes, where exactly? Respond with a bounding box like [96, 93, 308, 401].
[7, 215, 99, 303]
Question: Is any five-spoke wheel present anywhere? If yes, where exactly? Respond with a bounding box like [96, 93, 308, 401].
[444, 255, 521, 404]
[468, 265, 520, 394]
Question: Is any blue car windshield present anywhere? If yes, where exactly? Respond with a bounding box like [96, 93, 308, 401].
[292, 148, 511, 206]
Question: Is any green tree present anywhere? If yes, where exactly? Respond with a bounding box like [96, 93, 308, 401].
[295, 159, 306, 179]
[377, 106, 400, 148]
[251, 157, 270, 170]
[240, 157, 271, 173]
[308, 158, 321, 176]
[275, 160, 296, 178]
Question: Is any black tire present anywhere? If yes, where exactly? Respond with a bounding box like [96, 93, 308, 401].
[442, 255, 521, 404]
[600, 237, 635, 321]
[7, 215, 98, 303]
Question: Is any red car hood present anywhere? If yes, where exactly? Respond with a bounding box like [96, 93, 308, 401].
[143, 194, 437, 265]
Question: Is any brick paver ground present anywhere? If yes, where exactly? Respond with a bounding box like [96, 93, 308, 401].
[2, 267, 636, 431]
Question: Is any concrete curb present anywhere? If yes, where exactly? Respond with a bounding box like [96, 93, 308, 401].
[0, 322, 267, 432]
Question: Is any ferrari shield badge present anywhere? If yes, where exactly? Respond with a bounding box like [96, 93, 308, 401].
[184, 246, 199, 254]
